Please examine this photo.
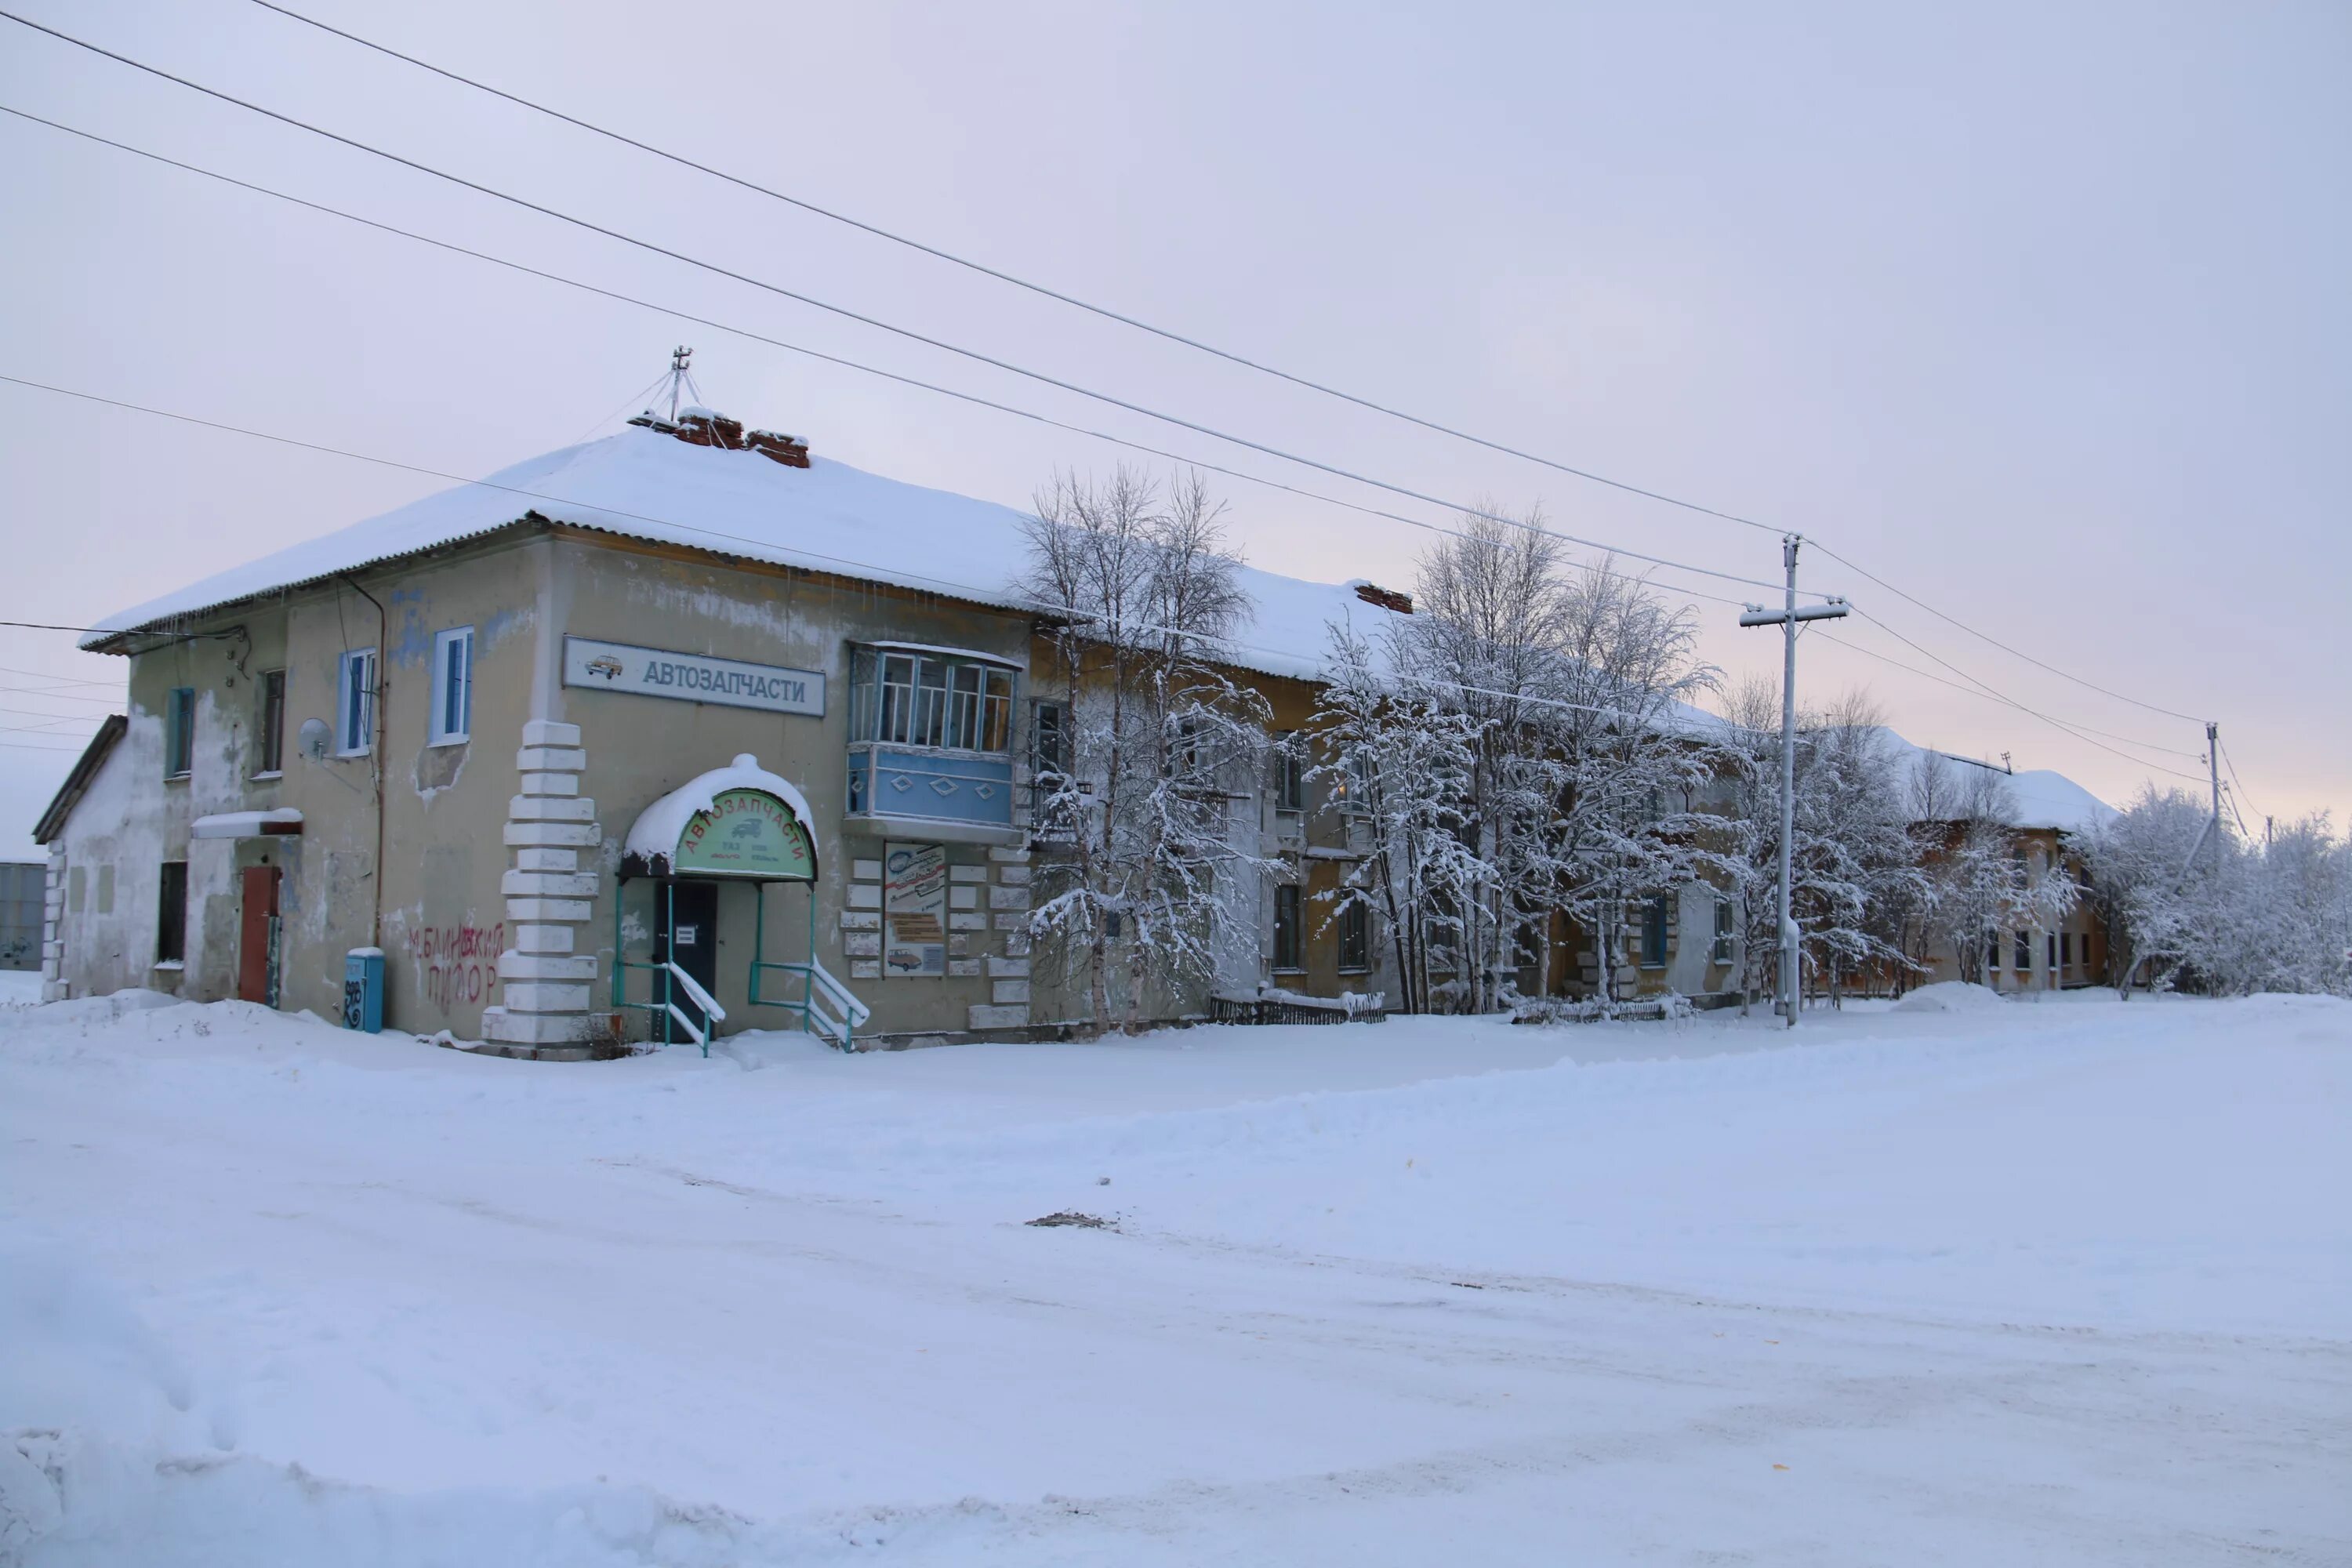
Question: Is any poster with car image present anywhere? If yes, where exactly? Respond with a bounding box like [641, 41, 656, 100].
[884, 841, 946, 976]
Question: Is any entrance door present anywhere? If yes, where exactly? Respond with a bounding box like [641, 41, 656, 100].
[237, 866, 279, 1004]
[655, 880, 721, 1036]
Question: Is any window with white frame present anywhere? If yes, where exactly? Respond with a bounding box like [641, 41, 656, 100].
[851, 647, 1015, 752]
[1711, 895, 1735, 964]
[430, 627, 474, 745]
[336, 648, 376, 756]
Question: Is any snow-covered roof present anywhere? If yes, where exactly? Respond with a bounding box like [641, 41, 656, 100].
[81, 425, 1407, 685]
[623, 753, 820, 873]
[1876, 729, 2114, 833]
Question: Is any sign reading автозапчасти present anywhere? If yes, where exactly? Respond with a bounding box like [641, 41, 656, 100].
[563, 637, 825, 717]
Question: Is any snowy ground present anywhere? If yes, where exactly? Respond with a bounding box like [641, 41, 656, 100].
[2, 988, 2347, 1565]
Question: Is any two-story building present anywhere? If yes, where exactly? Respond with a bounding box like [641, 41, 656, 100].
[34, 405, 1443, 1051]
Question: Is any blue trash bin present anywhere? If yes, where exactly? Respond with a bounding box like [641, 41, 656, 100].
[343, 947, 384, 1033]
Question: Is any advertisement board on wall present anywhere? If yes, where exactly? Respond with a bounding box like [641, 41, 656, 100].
[883, 841, 946, 977]
[563, 636, 824, 717]
[673, 789, 815, 880]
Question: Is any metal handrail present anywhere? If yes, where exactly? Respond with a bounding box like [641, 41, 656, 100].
[803, 958, 872, 1027]
[662, 1000, 706, 1049]
[662, 960, 726, 1025]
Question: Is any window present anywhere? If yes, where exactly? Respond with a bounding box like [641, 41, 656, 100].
[1338, 901, 1370, 971]
[1272, 883, 1302, 971]
[1330, 750, 1372, 814]
[1033, 700, 1067, 775]
[156, 861, 187, 965]
[336, 649, 376, 756]
[256, 670, 285, 775]
[855, 647, 1014, 752]
[430, 628, 473, 746]
[1711, 896, 1735, 964]
[1987, 932, 2002, 969]
[2060, 931, 2074, 967]
[1641, 895, 1670, 967]
[67, 866, 84, 914]
[1272, 739, 1303, 812]
[163, 687, 195, 779]
[2014, 930, 2032, 971]
[96, 864, 114, 915]
[2047, 933, 2058, 972]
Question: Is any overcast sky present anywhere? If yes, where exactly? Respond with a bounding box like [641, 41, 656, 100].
[2, 0, 2344, 850]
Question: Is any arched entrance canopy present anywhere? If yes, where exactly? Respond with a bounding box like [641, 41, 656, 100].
[621, 753, 818, 882]
[614, 754, 865, 1053]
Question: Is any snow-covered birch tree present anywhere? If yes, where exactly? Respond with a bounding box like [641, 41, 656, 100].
[1017, 466, 1274, 1033]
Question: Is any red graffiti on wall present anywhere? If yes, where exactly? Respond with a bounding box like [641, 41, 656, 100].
[404, 920, 503, 1013]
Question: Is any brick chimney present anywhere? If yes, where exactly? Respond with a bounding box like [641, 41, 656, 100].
[1352, 581, 1412, 615]
[628, 406, 810, 468]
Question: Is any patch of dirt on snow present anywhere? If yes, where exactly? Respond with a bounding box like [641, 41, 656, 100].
[1026, 1211, 1116, 1230]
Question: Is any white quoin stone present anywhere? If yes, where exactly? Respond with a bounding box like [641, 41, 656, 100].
[513, 924, 577, 954]
[514, 848, 579, 873]
[521, 720, 583, 748]
[987, 847, 1031, 863]
[846, 885, 882, 910]
[498, 951, 598, 982]
[988, 885, 1031, 911]
[994, 863, 1032, 887]
[510, 795, 597, 822]
[949, 886, 978, 911]
[503, 870, 599, 898]
[481, 1007, 591, 1045]
[967, 1004, 1029, 1030]
[987, 956, 1029, 978]
[501, 981, 593, 1014]
[949, 865, 988, 883]
[947, 913, 986, 932]
[503, 822, 601, 848]
[518, 771, 581, 797]
[506, 897, 593, 924]
[991, 979, 1030, 1004]
[516, 746, 588, 772]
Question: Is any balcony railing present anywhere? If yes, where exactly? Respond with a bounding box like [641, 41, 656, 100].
[845, 742, 1022, 845]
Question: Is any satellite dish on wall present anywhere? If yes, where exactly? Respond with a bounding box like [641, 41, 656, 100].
[297, 718, 332, 762]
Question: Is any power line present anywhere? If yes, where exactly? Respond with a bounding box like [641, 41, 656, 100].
[0, 739, 93, 752]
[0, 13, 1805, 603]
[249, 1, 2240, 743]
[1836, 609, 2204, 783]
[0, 665, 120, 687]
[0, 371, 1725, 733]
[0, 101, 1759, 620]
[248, 0, 1800, 544]
[1806, 539, 2208, 726]
[1811, 627, 2202, 759]
[0, 686, 118, 704]
[2216, 737, 2265, 826]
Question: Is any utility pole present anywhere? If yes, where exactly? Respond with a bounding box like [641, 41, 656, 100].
[1739, 536, 1849, 1027]
[2206, 721, 2222, 871]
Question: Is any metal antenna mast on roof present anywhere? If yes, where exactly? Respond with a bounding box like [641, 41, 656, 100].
[666, 345, 692, 420]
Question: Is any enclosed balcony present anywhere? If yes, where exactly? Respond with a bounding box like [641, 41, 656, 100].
[843, 642, 1027, 847]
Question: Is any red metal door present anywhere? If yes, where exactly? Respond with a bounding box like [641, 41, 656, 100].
[237, 866, 278, 1003]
